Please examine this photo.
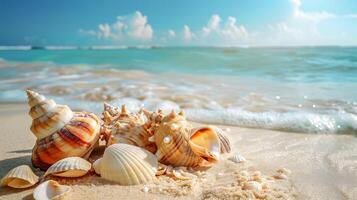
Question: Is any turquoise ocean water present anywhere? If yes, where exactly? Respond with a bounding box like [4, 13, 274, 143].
[0, 47, 356, 134]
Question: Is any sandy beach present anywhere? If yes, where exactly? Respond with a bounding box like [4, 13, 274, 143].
[0, 103, 356, 200]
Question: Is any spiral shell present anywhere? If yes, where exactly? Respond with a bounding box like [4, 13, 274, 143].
[94, 143, 158, 185]
[44, 157, 91, 178]
[33, 180, 71, 200]
[101, 103, 157, 153]
[151, 111, 220, 167]
[1, 165, 39, 188]
[27, 90, 101, 170]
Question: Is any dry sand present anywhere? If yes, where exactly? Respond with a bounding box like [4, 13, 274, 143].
[0, 103, 356, 200]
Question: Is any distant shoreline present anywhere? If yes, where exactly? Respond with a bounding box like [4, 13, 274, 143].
[1, 45, 357, 51]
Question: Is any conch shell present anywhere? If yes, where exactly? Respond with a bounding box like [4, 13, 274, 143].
[101, 103, 157, 153]
[33, 180, 71, 200]
[150, 111, 221, 167]
[27, 90, 101, 170]
[1, 165, 39, 188]
[44, 157, 91, 178]
[93, 143, 158, 185]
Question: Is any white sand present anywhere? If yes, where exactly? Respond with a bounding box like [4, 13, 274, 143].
[0, 103, 356, 200]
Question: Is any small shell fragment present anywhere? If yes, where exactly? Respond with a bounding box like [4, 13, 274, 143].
[277, 168, 291, 175]
[44, 157, 91, 178]
[243, 181, 262, 191]
[229, 154, 246, 163]
[0, 165, 39, 188]
[33, 180, 71, 200]
[274, 173, 288, 180]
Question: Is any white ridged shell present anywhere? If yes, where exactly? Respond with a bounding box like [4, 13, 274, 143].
[93, 158, 101, 175]
[214, 126, 232, 153]
[33, 180, 71, 200]
[0, 165, 39, 188]
[243, 181, 262, 191]
[44, 157, 91, 177]
[95, 143, 158, 185]
[229, 154, 246, 163]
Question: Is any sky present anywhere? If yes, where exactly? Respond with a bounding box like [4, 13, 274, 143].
[0, 0, 357, 46]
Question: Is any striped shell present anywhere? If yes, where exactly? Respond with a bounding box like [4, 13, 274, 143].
[33, 180, 71, 200]
[94, 143, 158, 185]
[0, 165, 39, 188]
[228, 154, 246, 163]
[151, 111, 220, 167]
[27, 90, 101, 170]
[101, 103, 156, 153]
[44, 157, 91, 177]
[213, 127, 231, 153]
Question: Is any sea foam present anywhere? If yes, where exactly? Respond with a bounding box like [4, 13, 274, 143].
[185, 108, 357, 134]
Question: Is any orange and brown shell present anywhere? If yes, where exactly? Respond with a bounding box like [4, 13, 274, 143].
[150, 111, 221, 167]
[101, 103, 157, 153]
[26, 90, 101, 170]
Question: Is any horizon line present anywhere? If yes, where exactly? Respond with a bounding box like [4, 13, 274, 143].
[1, 44, 357, 50]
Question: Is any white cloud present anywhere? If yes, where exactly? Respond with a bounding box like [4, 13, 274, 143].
[80, 11, 153, 42]
[98, 24, 112, 39]
[263, 0, 340, 45]
[291, 0, 335, 23]
[202, 14, 221, 35]
[199, 15, 250, 44]
[168, 29, 176, 38]
[128, 11, 153, 40]
[79, 1, 357, 46]
[221, 16, 249, 40]
[183, 25, 193, 41]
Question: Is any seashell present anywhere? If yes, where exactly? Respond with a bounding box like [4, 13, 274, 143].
[155, 164, 194, 180]
[94, 143, 158, 185]
[44, 157, 91, 178]
[1, 165, 39, 188]
[92, 158, 101, 175]
[33, 180, 71, 200]
[273, 173, 288, 180]
[101, 103, 157, 153]
[228, 154, 246, 163]
[277, 168, 291, 175]
[213, 126, 231, 153]
[26, 90, 101, 170]
[243, 181, 262, 191]
[152, 111, 220, 167]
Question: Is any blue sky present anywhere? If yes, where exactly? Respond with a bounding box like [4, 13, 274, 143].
[1, 0, 357, 46]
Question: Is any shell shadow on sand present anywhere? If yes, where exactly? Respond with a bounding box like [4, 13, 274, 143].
[7, 149, 32, 154]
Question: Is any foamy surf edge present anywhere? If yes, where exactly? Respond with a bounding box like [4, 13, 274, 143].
[185, 109, 357, 134]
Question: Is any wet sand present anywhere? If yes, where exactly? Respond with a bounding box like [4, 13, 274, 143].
[0, 103, 356, 200]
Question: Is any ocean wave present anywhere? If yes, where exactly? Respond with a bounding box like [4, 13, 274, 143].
[44, 46, 78, 50]
[185, 108, 357, 134]
[0, 46, 32, 50]
[90, 45, 128, 50]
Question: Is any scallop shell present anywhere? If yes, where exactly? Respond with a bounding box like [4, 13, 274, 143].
[151, 111, 220, 167]
[94, 143, 158, 185]
[44, 157, 91, 177]
[27, 90, 101, 170]
[228, 154, 246, 163]
[1, 165, 39, 188]
[33, 180, 71, 200]
[101, 103, 157, 153]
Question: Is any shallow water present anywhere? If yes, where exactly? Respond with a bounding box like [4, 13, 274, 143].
[0, 47, 356, 134]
